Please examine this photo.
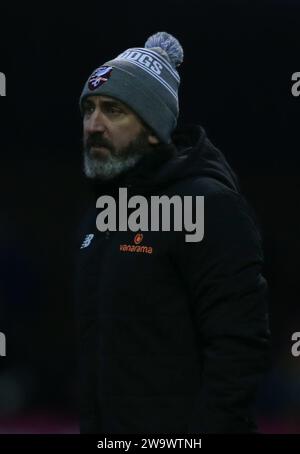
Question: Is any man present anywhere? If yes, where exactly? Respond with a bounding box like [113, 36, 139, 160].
[75, 31, 270, 433]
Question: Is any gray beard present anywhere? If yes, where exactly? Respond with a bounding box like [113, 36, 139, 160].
[83, 151, 143, 181]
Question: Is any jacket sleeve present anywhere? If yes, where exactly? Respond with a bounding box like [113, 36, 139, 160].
[170, 187, 271, 433]
[73, 207, 100, 433]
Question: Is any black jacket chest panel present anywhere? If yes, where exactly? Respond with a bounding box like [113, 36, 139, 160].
[77, 228, 192, 318]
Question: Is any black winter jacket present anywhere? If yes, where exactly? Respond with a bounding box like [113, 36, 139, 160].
[75, 124, 270, 434]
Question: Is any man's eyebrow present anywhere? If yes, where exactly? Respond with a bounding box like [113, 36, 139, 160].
[101, 99, 127, 110]
[82, 98, 128, 111]
[82, 98, 94, 107]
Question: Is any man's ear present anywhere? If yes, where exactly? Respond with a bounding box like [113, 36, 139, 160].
[148, 134, 160, 145]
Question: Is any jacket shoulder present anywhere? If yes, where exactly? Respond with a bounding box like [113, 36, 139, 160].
[169, 175, 238, 197]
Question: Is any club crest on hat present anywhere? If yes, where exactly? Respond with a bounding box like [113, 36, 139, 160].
[88, 66, 113, 90]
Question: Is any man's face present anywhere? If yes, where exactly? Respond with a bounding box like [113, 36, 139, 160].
[82, 95, 159, 181]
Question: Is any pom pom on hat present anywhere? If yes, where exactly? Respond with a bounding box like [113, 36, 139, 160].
[145, 31, 184, 68]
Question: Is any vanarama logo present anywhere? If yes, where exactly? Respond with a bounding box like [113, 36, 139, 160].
[120, 233, 153, 254]
[134, 233, 143, 245]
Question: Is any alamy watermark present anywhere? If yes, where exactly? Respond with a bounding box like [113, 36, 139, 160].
[0, 331, 6, 357]
[291, 72, 300, 97]
[0, 72, 6, 96]
[0, 73, 7, 352]
[1, 71, 7, 357]
[96, 188, 204, 242]
[291, 332, 300, 357]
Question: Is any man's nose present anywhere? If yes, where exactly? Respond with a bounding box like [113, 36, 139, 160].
[86, 109, 107, 133]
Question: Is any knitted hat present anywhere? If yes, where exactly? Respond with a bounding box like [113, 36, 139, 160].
[79, 32, 184, 143]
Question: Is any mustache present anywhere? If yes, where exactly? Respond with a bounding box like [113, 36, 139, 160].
[85, 133, 112, 151]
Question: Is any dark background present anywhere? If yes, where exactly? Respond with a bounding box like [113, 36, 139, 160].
[0, 0, 299, 433]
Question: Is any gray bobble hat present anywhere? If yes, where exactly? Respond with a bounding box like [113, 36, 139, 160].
[79, 32, 184, 144]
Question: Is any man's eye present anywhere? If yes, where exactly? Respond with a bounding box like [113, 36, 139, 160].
[108, 106, 122, 114]
[83, 105, 94, 115]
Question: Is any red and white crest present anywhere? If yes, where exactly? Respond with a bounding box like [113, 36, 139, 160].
[88, 66, 113, 90]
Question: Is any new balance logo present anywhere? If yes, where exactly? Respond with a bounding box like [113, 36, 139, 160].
[80, 233, 94, 249]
